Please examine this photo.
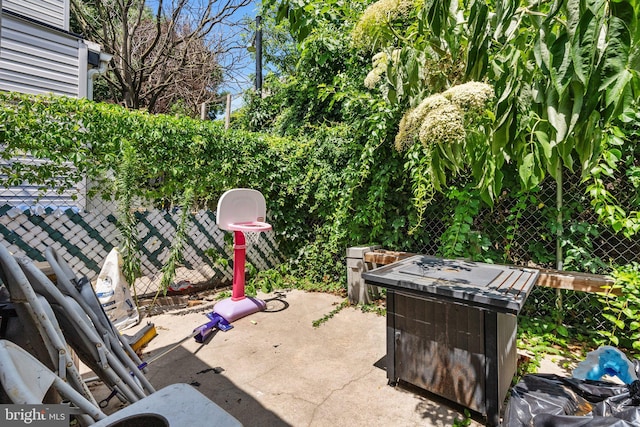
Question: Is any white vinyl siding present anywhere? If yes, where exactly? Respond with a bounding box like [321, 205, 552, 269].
[0, 14, 81, 97]
[0, 3, 87, 210]
[0, 155, 86, 210]
[0, 0, 92, 209]
[3, 0, 69, 31]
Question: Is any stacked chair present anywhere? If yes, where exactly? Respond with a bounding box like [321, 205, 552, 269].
[0, 243, 242, 426]
[45, 247, 149, 374]
[17, 255, 154, 403]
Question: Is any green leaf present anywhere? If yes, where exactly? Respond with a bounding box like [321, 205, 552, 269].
[546, 90, 568, 142]
[603, 69, 633, 110]
[519, 152, 534, 186]
[603, 313, 619, 323]
[557, 325, 569, 337]
[566, 81, 584, 136]
[565, 0, 581, 35]
[465, 0, 490, 79]
[571, 7, 602, 86]
[558, 139, 574, 171]
[535, 131, 552, 159]
[492, 116, 511, 156]
[535, 27, 552, 75]
[599, 12, 633, 119]
[407, 54, 419, 87]
[549, 32, 572, 95]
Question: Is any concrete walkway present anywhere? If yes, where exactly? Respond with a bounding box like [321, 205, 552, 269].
[91, 289, 568, 426]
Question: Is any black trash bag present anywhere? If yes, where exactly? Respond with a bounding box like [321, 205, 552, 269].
[503, 374, 640, 426]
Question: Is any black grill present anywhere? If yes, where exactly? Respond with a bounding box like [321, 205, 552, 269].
[363, 255, 539, 426]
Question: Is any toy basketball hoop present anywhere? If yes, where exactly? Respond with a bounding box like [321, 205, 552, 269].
[227, 221, 272, 232]
[213, 189, 271, 323]
[217, 188, 270, 231]
[228, 221, 270, 252]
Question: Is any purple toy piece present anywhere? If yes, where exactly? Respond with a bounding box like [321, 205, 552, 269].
[193, 313, 233, 343]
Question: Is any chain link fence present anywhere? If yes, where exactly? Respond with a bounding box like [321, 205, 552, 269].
[414, 171, 638, 334]
[1, 153, 637, 333]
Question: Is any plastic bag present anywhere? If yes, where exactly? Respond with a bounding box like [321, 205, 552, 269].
[504, 373, 640, 426]
[94, 248, 139, 331]
[574, 346, 638, 385]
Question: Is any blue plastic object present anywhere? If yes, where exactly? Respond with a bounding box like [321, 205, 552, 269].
[573, 345, 638, 384]
[193, 312, 233, 343]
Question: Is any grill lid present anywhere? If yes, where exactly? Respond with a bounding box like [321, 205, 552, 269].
[363, 255, 539, 314]
[400, 258, 502, 287]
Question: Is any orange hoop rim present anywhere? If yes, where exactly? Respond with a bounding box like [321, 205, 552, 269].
[227, 221, 272, 232]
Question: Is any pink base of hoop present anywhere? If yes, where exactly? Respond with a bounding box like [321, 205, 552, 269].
[227, 221, 272, 232]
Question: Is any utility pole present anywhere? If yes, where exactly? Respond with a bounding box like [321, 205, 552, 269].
[225, 94, 232, 129]
[255, 15, 263, 95]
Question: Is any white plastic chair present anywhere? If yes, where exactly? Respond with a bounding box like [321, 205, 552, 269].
[0, 243, 97, 412]
[0, 339, 106, 422]
[0, 339, 243, 426]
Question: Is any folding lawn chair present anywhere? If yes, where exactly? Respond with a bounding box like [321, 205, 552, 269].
[0, 339, 243, 426]
[44, 247, 150, 375]
[0, 243, 97, 415]
[16, 256, 153, 405]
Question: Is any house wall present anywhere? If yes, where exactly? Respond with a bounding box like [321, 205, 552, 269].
[3, 0, 69, 31]
[0, 1, 90, 210]
[0, 13, 84, 97]
[0, 155, 87, 210]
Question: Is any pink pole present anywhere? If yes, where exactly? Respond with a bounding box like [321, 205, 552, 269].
[232, 230, 246, 301]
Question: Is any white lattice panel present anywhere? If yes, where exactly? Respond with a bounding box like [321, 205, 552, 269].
[1, 205, 282, 297]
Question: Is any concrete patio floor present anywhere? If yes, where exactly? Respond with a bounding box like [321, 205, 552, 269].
[89, 289, 569, 426]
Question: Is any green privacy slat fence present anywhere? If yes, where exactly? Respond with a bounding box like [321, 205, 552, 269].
[0, 204, 285, 297]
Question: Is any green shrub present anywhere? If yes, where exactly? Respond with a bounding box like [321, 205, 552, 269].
[598, 263, 640, 354]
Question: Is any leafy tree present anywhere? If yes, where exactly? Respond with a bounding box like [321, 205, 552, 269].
[237, 20, 374, 136]
[354, 0, 640, 236]
[252, 0, 640, 270]
[71, 0, 250, 114]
